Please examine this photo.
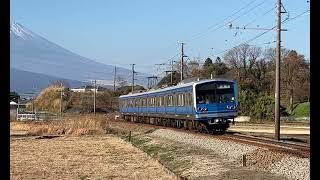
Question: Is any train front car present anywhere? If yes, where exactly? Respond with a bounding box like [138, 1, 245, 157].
[193, 79, 238, 133]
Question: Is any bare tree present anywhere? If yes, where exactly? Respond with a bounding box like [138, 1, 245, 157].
[224, 44, 263, 89]
[281, 50, 309, 112]
[117, 76, 127, 87]
[188, 59, 201, 78]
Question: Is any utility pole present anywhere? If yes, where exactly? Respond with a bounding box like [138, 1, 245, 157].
[93, 79, 96, 116]
[171, 59, 174, 85]
[226, 2, 287, 141]
[113, 66, 117, 92]
[60, 82, 63, 117]
[181, 43, 185, 81]
[130, 64, 137, 92]
[275, 0, 281, 141]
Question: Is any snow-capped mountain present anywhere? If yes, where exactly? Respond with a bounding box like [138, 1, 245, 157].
[10, 21, 149, 89]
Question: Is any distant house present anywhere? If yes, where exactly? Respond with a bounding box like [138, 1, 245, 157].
[70, 85, 99, 93]
[10, 101, 18, 110]
[70, 88, 86, 92]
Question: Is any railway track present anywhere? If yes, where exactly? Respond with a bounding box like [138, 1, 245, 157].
[111, 118, 310, 158]
[221, 133, 310, 158]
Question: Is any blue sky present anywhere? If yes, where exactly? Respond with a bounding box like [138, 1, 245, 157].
[11, 0, 310, 75]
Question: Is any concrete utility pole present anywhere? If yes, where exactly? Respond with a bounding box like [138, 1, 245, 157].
[275, 0, 281, 141]
[60, 82, 63, 117]
[113, 66, 117, 92]
[93, 79, 96, 116]
[171, 59, 174, 85]
[181, 43, 185, 81]
[130, 64, 137, 92]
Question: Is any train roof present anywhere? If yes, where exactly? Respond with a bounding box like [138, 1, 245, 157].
[119, 78, 235, 98]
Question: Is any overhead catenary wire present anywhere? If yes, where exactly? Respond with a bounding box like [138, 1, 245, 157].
[186, 0, 267, 43]
[214, 9, 309, 57]
[243, 5, 277, 28]
[146, 0, 263, 67]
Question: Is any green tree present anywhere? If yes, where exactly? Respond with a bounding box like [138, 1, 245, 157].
[281, 50, 309, 112]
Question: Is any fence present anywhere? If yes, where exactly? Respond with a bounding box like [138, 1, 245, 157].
[16, 111, 60, 121]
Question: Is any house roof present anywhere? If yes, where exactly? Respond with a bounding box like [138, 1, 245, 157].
[10, 101, 17, 105]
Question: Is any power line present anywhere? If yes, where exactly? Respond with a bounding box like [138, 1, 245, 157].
[214, 9, 309, 57]
[243, 5, 277, 27]
[186, 0, 267, 43]
[285, 9, 310, 22]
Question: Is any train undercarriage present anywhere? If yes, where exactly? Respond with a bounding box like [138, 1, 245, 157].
[120, 114, 233, 134]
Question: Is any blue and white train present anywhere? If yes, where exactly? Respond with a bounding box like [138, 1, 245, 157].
[119, 78, 238, 133]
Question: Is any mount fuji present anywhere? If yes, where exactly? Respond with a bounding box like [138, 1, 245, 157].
[10, 22, 149, 92]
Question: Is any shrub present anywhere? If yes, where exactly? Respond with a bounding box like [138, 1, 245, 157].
[238, 89, 274, 120]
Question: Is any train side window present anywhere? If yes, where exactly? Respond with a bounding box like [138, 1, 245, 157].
[163, 95, 168, 106]
[151, 97, 154, 107]
[168, 95, 172, 106]
[175, 94, 178, 106]
[182, 93, 185, 106]
[171, 95, 173, 106]
[179, 94, 182, 106]
[177, 94, 180, 106]
[185, 93, 188, 106]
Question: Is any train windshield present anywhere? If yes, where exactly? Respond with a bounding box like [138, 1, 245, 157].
[196, 81, 234, 104]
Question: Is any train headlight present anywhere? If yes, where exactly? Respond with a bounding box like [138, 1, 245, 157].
[226, 105, 230, 109]
[204, 108, 208, 111]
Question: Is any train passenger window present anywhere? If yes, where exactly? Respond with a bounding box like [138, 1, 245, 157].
[168, 95, 173, 106]
[172, 94, 176, 106]
[165, 96, 168, 106]
[182, 94, 185, 106]
[151, 97, 154, 107]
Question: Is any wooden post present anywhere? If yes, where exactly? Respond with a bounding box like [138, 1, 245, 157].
[243, 154, 247, 167]
[129, 131, 132, 142]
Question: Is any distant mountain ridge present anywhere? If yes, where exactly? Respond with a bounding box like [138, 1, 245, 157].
[10, 21, 149, 92]
[10, 68, 85, 95]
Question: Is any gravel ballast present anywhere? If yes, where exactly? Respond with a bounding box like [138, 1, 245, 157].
[150, 129, 310, 180]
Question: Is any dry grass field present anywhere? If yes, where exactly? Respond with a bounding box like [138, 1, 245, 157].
[10, 115, 178, 180]
[11, 114, 308, 179]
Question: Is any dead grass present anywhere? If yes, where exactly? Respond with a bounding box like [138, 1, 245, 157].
[10, 135, 178, 180]
[10, 114, 108, 136]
